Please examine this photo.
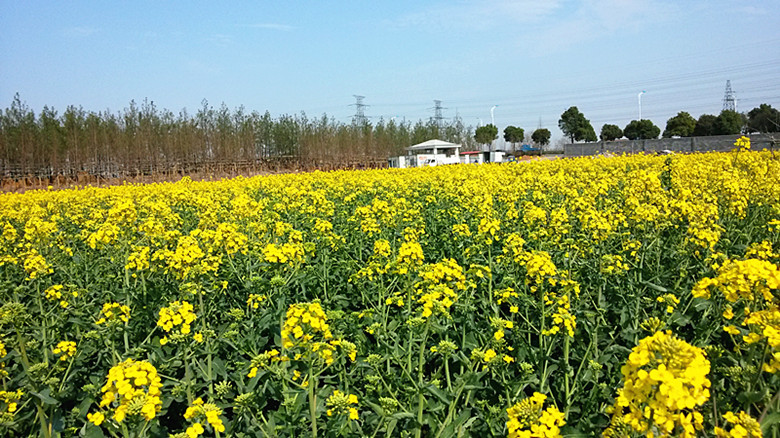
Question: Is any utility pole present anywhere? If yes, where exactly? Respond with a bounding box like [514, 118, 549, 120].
[429, 100, 447, 131]
[351, 95, 368, 125]
[722, 80, 737, 112]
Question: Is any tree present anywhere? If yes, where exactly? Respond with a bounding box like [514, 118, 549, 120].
[693, 114, 717, 137]
[600, 124, 623, 141]
[474, 124, 498, 150]
[558, 106, 597, 143]
[714, 110, 744, 135]
[582, 124, 598, 142]
[531, 128, 551, 146]
[663, 111, 696, 138]
[623, 119, 660, 140]
[503, 126, 524, 150]
[747, 104, 780, 133]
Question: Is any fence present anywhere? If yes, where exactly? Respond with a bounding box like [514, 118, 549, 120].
[563, 133, 779, 157]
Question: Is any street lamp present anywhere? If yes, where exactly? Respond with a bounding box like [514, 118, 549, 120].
[489, 106, 498, 154]
[638, 91, 646, 120]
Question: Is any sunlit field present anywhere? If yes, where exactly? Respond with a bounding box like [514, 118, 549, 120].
[0, 140, 778, 437]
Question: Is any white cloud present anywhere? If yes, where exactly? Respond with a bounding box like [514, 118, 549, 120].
[523, 0, 681, 55]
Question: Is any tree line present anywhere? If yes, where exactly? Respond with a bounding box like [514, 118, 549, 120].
[558, 103, 780, 143]
[0, 94, 478, 178]
[472, 125, 552, 152]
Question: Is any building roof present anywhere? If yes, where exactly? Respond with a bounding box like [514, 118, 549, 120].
[405, 139, 461, 150]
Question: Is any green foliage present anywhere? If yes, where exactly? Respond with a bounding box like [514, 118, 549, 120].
[503, 126, 524, 146]
[599, 124, 623, 141]
[623, 119, 661, 140]
[474, 124, 499, 148]
[558, 106, 597, 143]
[714, 110, 746, 135]
[531, 128, 551, 146]
[662, 111, 697, 138]
[747, 104, 780, 133]
[693, 114, 718, 137]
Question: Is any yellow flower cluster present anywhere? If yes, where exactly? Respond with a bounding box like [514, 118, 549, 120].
[43, 284, 77, 309]
[247, 349, 282, 378]
[94, 359, 162, 423]
[183, 397, 226, 437]
[656, 293, 680, 314]
[262, 242, 305, 265]
[52, 340, 76, 361]
[692, 257, 780, 372]
[478, 217, 501, 244]
[520, 251, 558, 286]
[125, 245, 150, 271]
[280, 302, 353, 365]
[713, 411, 762, 437]
[86, 223, 120, 250]
[0, 340, 6, 378]
[452, 223, 472, 239]
[157, 300, 197, 345]
[0, 389, 23, 418]
[373, 239, 392, 257]
[599, 254, 629, 276]
[325, 389, 359, 420]
[414, 258, 467, 319]
[395, 240, 424, 274]
[542, 293, 576, 337]
[471, 347, 514, 371]
[745, 240, 777, 261]
[167, 235, 206, 279]
[282, 302, 332, 347]
[506, 392, 565, 438]
[612, 331, 709, 437]
[502, 233, 526, 263]
[96, 302, 131, 325]
[246, 293, 267, 309]
[734, 135, 751, 152]
[23, 249, 52, 279]
[692, 258, 780, 303]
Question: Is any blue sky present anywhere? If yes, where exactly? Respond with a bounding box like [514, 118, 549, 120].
[2, 0, 779, 144]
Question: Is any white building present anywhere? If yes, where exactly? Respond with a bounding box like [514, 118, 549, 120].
[388, 139, 461, 168]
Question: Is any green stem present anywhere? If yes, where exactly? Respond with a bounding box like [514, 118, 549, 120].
[35, 283, 49, 365]
[563, 334, 570, 419]
[198, 293, 214, 396]
[414, 323, 431, 438]
[308, 361, 318, 438]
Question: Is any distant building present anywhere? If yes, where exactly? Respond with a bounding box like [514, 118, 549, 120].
[388, 139, 461, 168]
[388, 139, 512, 168]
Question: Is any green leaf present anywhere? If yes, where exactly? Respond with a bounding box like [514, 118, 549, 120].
[425, 385, 451, 404]
[391, 412, 415, 420]
[31, 388, 59, 405]
[81, 424, 106, 438]
[736, 389, 766, 405]
[761, 413, 780, 434]
[643, 281, 668, 293]
[386, 418, 398, 435]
